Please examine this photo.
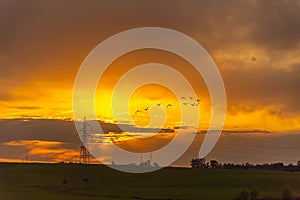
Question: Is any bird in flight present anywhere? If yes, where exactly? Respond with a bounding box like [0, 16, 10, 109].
[167, 104, 172, 108]
[144, 107, 149, 111]
[250, 56, 256, 62]
[156, 103, 161, 106]
[135, 110, 142, 114]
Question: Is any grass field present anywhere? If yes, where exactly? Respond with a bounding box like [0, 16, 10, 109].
[1, 163, 300, 200]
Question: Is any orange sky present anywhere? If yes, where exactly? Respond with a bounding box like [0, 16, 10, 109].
[1, 47, 299, 131]
[1, 0, 300, 164]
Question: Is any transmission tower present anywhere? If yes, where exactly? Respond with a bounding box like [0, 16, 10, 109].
[79, 117, 91, 164]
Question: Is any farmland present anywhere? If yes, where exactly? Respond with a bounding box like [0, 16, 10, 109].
[1, 163, 300, 200]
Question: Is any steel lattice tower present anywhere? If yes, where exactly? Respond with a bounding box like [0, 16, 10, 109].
[79, 117, 91, 164]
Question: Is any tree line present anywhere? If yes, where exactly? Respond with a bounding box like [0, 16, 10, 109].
[190, 158, 300, 172]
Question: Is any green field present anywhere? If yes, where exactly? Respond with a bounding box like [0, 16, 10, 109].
[0, 163, 300, 200]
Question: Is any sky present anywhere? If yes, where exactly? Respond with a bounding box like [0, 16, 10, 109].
[0, 0, 300, 165]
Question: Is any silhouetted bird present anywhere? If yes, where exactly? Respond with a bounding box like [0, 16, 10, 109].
[250, 56, 256, 62]
[144, 107, 149, 111]
[167, 104, 172, 108]
[135, 110, 142, 114]
[156, 103, 161, 106]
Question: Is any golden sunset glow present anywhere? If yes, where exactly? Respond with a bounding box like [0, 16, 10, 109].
[1, 0, 300, 165]
[1, 49, 299, 132]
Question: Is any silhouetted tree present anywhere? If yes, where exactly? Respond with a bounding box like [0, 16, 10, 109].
[190, 158, 207, 168]
[190, 158, 300, 172]
[210, 160, 219, 168]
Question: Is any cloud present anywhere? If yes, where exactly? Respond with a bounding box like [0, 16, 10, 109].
[9, 106, 41, 110]
[0, 118, 299, 165]
[0, 119, 173, 162]
[1, 0, 299, 80]
[0, 1, 299, 132]
[4, 140, 63, 148]
[3, 139, 79, 161]
[289, 63, 300, 73]
[224, 67, 300, 114]
[0, 0, 298, 106]
[1, 138, 79, 162]
[28, 147, 79, 162]
[0, 119, 80, 150]
[197, 129, 272, 134]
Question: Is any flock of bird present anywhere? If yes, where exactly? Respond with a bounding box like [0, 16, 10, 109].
[180, 96, 201, 106]
[134, 96, 201, 114]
